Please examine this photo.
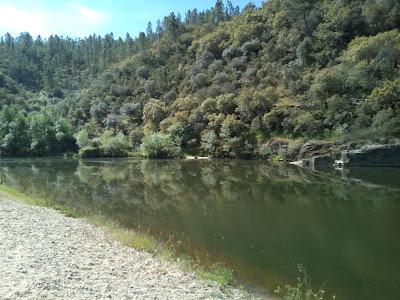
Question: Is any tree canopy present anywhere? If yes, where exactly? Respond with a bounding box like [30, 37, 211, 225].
[0, 0, 399, 158]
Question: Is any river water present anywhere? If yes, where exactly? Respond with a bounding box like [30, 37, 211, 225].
[0, 158, 399, 300]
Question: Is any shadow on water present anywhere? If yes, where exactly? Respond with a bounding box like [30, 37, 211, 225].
[0, 158, 400, 300]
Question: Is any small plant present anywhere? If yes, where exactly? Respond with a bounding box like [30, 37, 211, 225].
[274, 264, 335, 300]
[198, 263, 234, 286]
[271, 154, 285, 163]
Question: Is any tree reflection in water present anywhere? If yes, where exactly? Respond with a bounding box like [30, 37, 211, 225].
[1, 158, 399, 300]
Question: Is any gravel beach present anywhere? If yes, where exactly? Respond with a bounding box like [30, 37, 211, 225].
[0, 195, 258, 300]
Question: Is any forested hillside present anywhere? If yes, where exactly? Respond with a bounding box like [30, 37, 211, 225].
[0, 0, 399, 158]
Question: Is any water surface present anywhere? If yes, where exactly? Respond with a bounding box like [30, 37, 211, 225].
[0, 158, 399, 300]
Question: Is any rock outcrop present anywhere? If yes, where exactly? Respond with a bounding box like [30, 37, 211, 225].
[309, 155, 334, 168]
[298, 141, 338, 159]
[342, 144, 400, 167]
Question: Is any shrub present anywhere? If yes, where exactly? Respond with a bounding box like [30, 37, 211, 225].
[143, 100, 165, 127]
[229, 56, 246, 71]
[198, 263, 234, 286]
[110, 84, 131, 97]
[144, 80, 157, 97]
[120, 102, 141, 117]
[129, 128, 144, 150]
[75, 129, 92, 149]
[89, 100, 108, 123]
[222, 45, 243, 61]
[166, 122, 187, 144]
[274, 264, 331, 300]
[214, 72, 231, 84]
[192, 73, 209, 89]
[198, 50, 215, 68]
[79, 146, 103, 158]
[136, 66, 149, 79]
[141, 133, 181, 159]
[103, 114, 121, 129]
[241, 38, 261, 55]
[201, 130, 218, 155]
[99, 131, 130, 157]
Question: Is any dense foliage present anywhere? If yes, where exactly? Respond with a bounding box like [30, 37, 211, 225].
[0, 0, 399, 158]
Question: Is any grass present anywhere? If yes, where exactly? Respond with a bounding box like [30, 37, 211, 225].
[87, 215, 160, 253]
[0, 184, 82, 218]
[0, 184, 49, 206]
[0, 184, 236, 288]
[198, 263, 234, 286]
[274, 264, 335, 300]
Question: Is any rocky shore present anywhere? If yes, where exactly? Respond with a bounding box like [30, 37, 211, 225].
[0, 195, 259, 300]
[260, 138, 400, 168]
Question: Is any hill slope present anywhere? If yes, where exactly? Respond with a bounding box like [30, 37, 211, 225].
[0, 0, 399, 158]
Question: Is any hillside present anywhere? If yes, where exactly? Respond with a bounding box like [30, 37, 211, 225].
[0, 0, 399, 158]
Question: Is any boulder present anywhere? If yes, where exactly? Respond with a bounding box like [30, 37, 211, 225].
[298, 141, 337, 159]
[334, 160, 344, 168]
[260, 139, 304, 160]
[262, 139, 288, 153]
[309, 155, 334, 168]
[289, 160, 307, 167]
[259, 139, 289, 159]
[341, 144, 400, 167]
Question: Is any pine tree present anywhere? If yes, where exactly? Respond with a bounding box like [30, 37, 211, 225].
[146, 21, 153, 38]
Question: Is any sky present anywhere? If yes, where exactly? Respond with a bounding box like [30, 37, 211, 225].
[0, 0, 264, 39]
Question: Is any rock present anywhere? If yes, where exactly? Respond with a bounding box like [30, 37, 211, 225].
[298, 141, 337, 159]
[259, 139, 289, 159]
[260, 139, 288, 153]
[286, 141, 303, 161]
[289, 160, 307, 167]
[341, 144, 400, 167]
[309, 155, 334, 168]
[260, 139, 304, 160]
[334, 160, 344, 168]
[290, 155, 334, 169]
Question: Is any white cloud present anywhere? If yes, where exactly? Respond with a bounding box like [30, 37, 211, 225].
[0, 4, 50, 36]
[68, 3, 108, 25]
[0, 2, 109, 37]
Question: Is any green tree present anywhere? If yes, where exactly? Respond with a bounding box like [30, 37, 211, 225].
[141, 133, 181, 158]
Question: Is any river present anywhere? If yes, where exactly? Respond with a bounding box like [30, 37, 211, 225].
[0, 158, 399, 300]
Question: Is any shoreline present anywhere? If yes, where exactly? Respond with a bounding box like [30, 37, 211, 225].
[0, 187, 264, 299]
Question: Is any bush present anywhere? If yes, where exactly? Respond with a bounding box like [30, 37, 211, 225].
[144, 80, 157, 97]
[201, 130, 218, 155]
[141, 133, 181, 159]
[120, 102, 141, 117]
[241, 39, 261, 55]
[79, 146, 103, 158]
[103, 114, 121, 129]
[129, 128, 144, 150]
[143, 100, 165, 127]
[136, 66, 149, 79]
[99, 131, 130, 157]
[274, 264, 330, 300]
[75, 129, 91, 149]
[89, 100, 108, 123]
[198, 50, 215, 68]
[192, 73, 209, 89]
[222, 45, 243, 61]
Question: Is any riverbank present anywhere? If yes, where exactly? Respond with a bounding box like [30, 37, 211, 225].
[0, 193, 260, 299]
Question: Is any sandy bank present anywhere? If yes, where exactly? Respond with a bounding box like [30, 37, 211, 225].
[0, 195, 258, 300]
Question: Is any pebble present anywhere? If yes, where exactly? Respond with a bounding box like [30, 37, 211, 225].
[0, 196, 261, 300]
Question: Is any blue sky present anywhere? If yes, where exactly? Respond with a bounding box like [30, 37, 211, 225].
[0, 0, 264, 39]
